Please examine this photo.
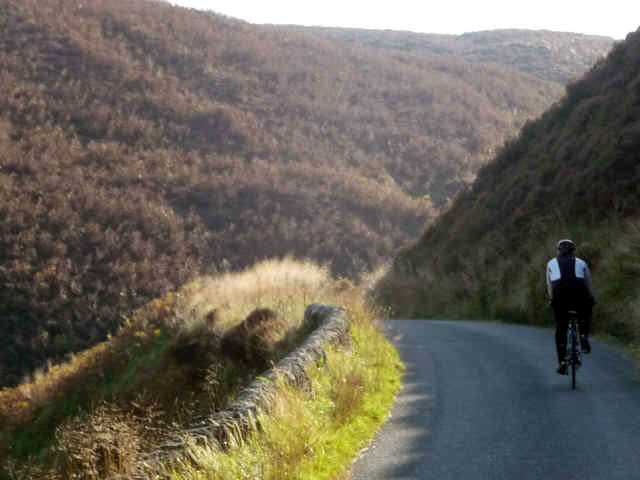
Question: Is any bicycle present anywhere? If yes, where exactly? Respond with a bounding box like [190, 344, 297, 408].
[565, 310, 582, 390]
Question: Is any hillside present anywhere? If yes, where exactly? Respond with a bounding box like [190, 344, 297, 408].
[0, 0, 611, 387]
[376, 27, 640, 344]
[295, 27, 614, 84]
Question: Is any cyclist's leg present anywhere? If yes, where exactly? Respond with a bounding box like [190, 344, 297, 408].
[579, 304, 592, 337]
[579, 303, 593, 353]
[553, 305, 569, 363]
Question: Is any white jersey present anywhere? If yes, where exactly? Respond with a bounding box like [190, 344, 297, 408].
[546, 256, 594, 300]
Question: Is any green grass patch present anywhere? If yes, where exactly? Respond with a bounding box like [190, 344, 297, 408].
[166, 310, 403, 480]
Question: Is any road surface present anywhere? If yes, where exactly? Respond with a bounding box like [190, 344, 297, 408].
[350, 320, 640, 479]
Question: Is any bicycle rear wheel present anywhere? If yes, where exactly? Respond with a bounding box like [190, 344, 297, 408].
[570, 331, 577, 390]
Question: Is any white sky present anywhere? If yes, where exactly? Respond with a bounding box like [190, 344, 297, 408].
[170, 0, 639, 40]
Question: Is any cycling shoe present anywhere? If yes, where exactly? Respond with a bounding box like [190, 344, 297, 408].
[557, 362, 568, 375]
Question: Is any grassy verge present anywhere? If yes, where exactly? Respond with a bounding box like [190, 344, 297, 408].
[166, 301, 403, 480]
[1, 258, 403, 479]
[377, 218, 640, 340]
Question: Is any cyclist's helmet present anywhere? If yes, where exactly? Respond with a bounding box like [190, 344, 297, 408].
[556, 239, 576, 253]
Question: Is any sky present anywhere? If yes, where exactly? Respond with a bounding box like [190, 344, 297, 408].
[170, 0, 639, 40]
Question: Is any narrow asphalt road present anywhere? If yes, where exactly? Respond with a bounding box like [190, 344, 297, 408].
[350, 320, 640, 480]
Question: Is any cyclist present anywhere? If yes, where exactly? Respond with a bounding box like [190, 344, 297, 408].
[546, 239, 595, 375]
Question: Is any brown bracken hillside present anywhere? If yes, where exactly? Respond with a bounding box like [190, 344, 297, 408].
[0, 0, 611, 386]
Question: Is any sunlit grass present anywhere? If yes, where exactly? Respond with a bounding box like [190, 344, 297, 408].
[0, 258, 332, 430]
[175, 257, 333, 333]
[166, 301, 403, 480]
[1, 258, 402, 479]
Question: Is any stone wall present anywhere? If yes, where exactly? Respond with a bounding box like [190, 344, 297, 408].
[155, 303, 350, 463]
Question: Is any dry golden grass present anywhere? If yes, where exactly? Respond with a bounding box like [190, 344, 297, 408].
[165, 276, 402, 480]
[1, 258, 380, 479]
[174, 257, 334, 336]
[0, 341, 110, 428]
[0, 258, 333, 436]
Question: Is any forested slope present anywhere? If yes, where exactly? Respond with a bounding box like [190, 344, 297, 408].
[0, 0, 608, 386]
[377, 27, 640, 344]
[296, 27, 614, 84]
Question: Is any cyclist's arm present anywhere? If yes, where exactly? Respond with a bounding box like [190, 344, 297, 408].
[583, 263, 595, 302]
[546, 261, 553, 300]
